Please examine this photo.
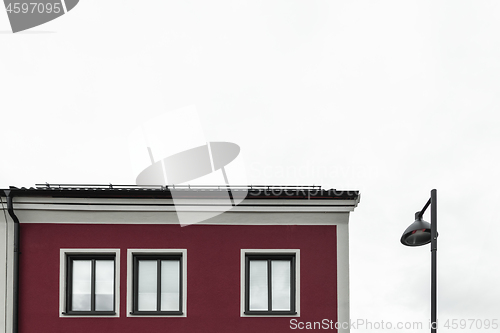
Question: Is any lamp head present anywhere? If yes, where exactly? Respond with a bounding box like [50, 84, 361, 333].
[400, 212, 432, 246]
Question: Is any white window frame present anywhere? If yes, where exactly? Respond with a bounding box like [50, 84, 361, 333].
[240, 249, 300, 317]
[59, 248, 120, 318]
[127, 249, 187, 317]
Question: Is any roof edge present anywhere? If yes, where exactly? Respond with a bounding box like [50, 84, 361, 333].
[1, 185, 360, 201]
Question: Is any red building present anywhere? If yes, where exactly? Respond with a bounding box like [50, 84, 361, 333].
[0, 185, 360, 333]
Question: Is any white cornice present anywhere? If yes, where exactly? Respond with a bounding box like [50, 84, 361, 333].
[1, 196, 359, 213]
[0, 196, 358, 225]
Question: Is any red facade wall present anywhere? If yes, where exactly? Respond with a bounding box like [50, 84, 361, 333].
[19, 223, 337, 333]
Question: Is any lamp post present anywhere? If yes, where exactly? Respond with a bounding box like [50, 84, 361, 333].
[400, 189, 437, 333]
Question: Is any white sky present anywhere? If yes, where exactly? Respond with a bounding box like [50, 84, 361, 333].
[1, 1, 500, 331]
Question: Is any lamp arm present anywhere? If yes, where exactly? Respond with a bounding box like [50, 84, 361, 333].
[416, 197, 432, 220]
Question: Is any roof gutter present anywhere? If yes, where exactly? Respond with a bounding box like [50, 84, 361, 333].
[4, 190, 19, 333]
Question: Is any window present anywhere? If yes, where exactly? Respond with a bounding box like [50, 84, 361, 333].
[127, 249, 187, 317]
[60, 249, 120, 317]
[241, 250, 300, 316]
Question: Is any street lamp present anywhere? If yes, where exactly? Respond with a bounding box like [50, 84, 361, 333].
[400, 189, 438, 333]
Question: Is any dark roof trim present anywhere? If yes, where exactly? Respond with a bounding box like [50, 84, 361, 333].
[1, 186, 359, 201]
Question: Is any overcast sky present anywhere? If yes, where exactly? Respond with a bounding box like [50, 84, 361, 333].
[2, 1, 500, 332]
